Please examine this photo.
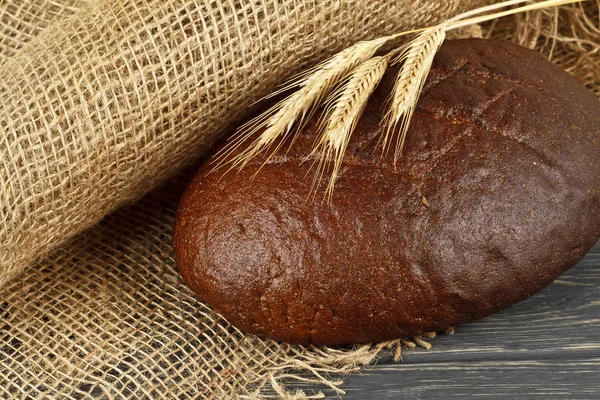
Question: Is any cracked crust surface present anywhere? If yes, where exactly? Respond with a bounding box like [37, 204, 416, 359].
[173, 39, 600, 345]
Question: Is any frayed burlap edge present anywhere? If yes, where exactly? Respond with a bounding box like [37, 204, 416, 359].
[241, 333, 441, 399]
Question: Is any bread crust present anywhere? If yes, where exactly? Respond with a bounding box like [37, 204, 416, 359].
[173, 39, 600, 345]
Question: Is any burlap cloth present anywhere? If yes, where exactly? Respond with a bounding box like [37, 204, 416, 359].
[1, 1, 598, 398]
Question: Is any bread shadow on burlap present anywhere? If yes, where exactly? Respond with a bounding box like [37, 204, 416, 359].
[1, 0, 600, 398]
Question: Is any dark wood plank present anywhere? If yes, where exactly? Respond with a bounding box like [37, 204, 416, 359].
[294, 240, 600, 399]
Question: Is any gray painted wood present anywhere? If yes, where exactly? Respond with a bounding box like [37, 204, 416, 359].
[293, 240, 600, 399]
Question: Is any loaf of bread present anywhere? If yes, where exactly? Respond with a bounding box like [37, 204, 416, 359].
[173, 39, 600, 345]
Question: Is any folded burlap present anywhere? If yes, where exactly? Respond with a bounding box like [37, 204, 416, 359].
[1, 0, 598, 398]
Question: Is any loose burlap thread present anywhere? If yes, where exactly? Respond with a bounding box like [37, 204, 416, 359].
[1, 0, 599, 398]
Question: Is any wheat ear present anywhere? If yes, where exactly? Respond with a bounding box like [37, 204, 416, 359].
[383, 24, 446, 164]
[308, 56, 389, 199]
[213, 36, 393, 172]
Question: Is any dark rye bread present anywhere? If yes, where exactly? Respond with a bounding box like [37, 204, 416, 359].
[173, 39, 600, 345]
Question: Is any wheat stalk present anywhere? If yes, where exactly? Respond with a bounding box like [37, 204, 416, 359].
[217, 0, 584, 197]
[308, 55, 389, 199]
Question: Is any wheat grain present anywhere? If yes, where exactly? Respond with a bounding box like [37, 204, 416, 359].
[217, 36, 392, 172]
[308, 56, 389, 199]
[383, 24, 446, 164]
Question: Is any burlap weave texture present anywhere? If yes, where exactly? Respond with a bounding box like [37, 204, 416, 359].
[1, 0, 599, 398]
[0, 0, 90, 63]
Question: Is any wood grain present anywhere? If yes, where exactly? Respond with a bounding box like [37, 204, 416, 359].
[293, 240, 600, 399]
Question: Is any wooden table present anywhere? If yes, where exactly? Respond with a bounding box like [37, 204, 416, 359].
[301, 240, 600, 399]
